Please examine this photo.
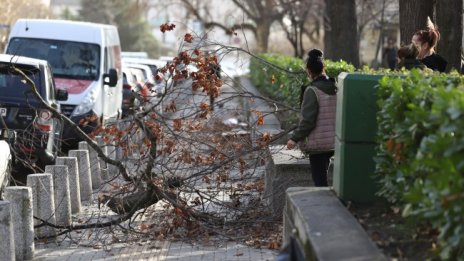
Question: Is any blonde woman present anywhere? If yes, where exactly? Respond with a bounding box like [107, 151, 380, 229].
[411, 17, 447, 72]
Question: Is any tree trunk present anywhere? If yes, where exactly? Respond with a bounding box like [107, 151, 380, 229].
[102, 190, 160, 215]
[399, 0, 434, 45]
[324, 0, 360, 67]
[102, 177, 182, 215]
[372, 0, 386, 68]
[436, 0, 463, 72]
[298, 22, 305, 58]
[255, 22, 271, 53]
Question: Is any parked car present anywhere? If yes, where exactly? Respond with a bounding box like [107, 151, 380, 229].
[121, 51, 148, 59]
[6, 19, 122, 149]
[0, 54, 68, 169]
[125, 63, 167, 111]
[219, 59, 250, 78]
[121, 71, 135, 117]
[122, 57, 166, 78]
[124, 63, 155, 85]
[121, 64, 151, 116]
[122, 57, 170, 93]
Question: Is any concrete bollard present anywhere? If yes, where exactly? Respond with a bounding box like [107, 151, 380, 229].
[106, 142, 119, 179]
[79, 141, 102, 189]
[27, 174, 56, 238]
[0, 201, 15, 261]
[116, 145, 123, 160]
[68, 150, 93, 202]
[55, 157, 81, 214]
[95, 136, 109, 181]
[0, 141, 11, 194]
[44, 165, 72, 226]
[3, 187, 34, 260]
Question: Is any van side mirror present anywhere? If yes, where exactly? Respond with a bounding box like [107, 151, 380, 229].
[55, 89, 68, 101]
[103, 68, 118, 87]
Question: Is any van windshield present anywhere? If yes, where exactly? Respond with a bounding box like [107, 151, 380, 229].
[7, 38, 100, 81]
[0, 63, 43, 101]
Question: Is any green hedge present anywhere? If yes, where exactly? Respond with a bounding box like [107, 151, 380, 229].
[247, 52, 464, 257]
[248, 53, 464, 257]
[249, 53, 308, 106]
[248, 53, 355, 126]
[375, 69, 464, 259]
[249, 54, 355, 103]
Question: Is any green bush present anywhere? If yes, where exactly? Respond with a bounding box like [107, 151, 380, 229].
[248, 53, 464, 257]
[325, 59, 357, 79]
[249, 53, 308, 106]
[248, 53, 355, 127]
[375, 69, 464, 259]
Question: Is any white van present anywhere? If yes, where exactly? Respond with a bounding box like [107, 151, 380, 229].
[5, 19, 122, 148]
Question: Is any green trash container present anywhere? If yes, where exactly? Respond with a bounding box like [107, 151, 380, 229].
[333, 72, 383, 203]
[335, 73, 381, 143]
[333, 138, 378, 202]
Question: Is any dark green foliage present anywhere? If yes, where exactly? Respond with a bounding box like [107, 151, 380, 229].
[375, 69, 464, 259]
[249, 55, 464, 257]
[249, 53, 308, 105]
[248, 53, 355, 126]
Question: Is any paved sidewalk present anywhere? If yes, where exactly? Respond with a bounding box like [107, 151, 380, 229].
[34, 240, 277, 260]
[30, 77, 279, 261]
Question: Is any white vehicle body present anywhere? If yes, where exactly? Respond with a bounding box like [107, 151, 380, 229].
[122, 57, 167, 70]
[5, 19, 122, 141]
[123, 62, 154, 84]
[121, 51, 148, 59]
[0, 141, 11, 193]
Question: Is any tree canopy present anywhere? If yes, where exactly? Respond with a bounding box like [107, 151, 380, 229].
[78, 0, 160, 58]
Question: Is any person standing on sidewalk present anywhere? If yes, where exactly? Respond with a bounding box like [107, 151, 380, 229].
[286, 49, 336, 187]
[382, 37, 398, 70]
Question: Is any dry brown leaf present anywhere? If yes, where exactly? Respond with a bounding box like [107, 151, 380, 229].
[268, 240, 280, 250]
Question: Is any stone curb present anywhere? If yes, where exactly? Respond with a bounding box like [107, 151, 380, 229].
[283, 187, 387, 261]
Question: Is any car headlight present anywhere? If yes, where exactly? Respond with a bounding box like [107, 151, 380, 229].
[71, 88, 99, 116]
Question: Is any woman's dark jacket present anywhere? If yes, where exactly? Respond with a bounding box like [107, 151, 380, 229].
[420, 53, 447, 72]
[396, 58, 426, 70]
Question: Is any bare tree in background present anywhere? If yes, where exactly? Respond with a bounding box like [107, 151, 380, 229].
[78, 0, 114, 24]
[0, 0, 50, 50]
[79, 0, 161, 58]
[278, 0, 324, 58]
[152, 0, 326, 57]
[356, 0, 398, 67]
[179, 0, 285, 53]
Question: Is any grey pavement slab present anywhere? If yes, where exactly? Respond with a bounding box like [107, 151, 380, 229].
[33, 240, 277, 260]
